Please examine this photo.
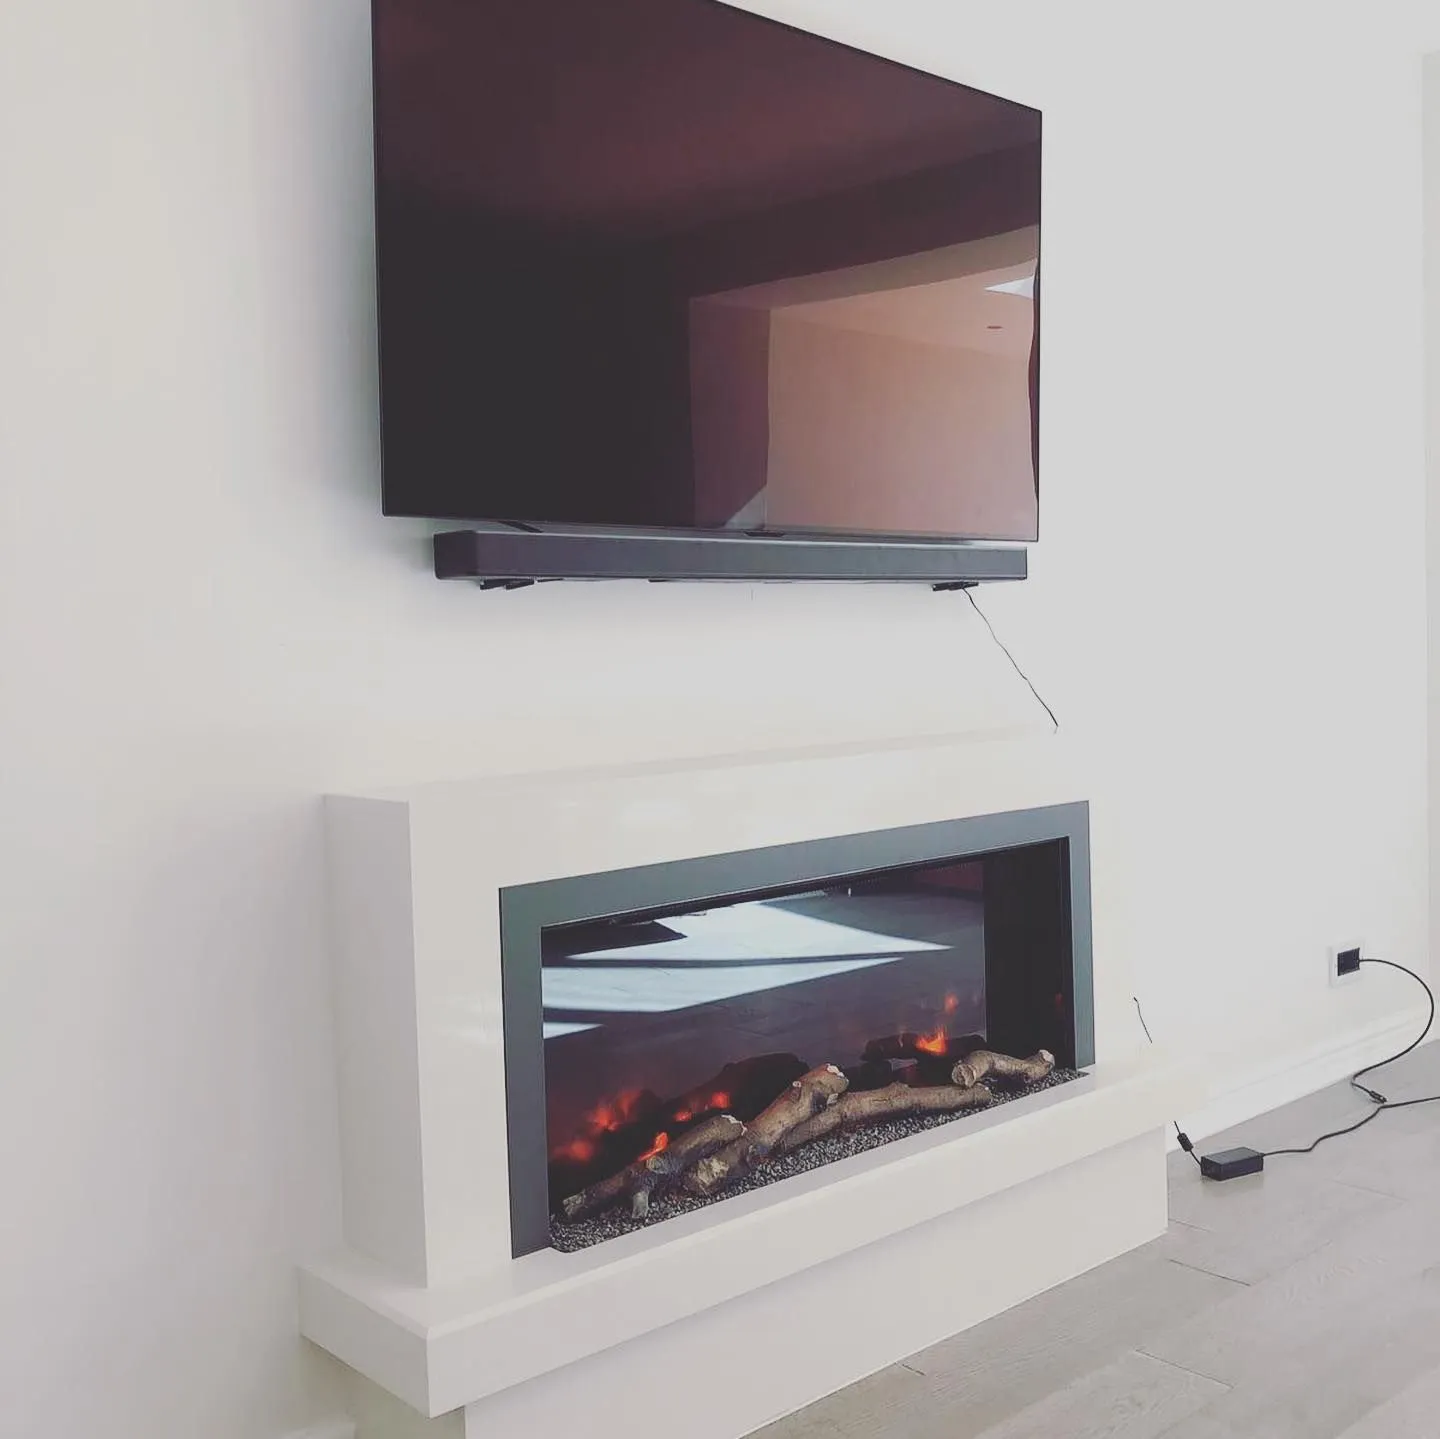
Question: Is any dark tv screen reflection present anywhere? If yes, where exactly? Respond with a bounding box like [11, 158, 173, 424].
[373, 0, 1041, 542]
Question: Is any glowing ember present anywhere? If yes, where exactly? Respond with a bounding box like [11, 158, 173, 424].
[673, 1090, 732, 1126]
[553, 1088, 655, 1163]
[914, 1027, 949, 1056]
[587, 1088, 645, 1133]
[639, 1132, 670, 1161]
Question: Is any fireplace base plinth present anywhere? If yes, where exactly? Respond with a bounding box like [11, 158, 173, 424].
[299, 1049, 1187, 1423]
[463, 1131, 1165, 1439]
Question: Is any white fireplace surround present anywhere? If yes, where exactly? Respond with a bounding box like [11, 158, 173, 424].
[301, 735, 1191, 1434]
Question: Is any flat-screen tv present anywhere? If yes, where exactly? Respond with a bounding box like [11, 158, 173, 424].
[372, 0, 1041, 584]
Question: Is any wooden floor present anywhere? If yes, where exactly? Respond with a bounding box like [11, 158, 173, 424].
[756, 1042, 1440, 1439]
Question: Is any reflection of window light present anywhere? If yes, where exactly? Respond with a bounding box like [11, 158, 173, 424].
[543, 1021, 599, 1039]
[986, 276, 1034, 298]
[542, 898, 974, 1017]
[561, 901, 945, 966]
[543, 955, 903, 1015]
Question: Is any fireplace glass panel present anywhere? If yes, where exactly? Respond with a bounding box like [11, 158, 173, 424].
[541, 840, 1074, 1216]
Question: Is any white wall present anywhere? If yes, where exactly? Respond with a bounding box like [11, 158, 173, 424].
[0, 2, 1431, 1436]
[1426, 51, 1440, 1082]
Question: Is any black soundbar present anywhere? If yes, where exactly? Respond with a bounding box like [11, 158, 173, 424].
[432, 526, 1028, 587]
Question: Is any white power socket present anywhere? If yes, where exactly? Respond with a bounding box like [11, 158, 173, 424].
[1329, 940, 1365, 986]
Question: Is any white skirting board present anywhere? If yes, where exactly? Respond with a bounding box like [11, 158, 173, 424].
[459, 1131, 1166, 1439]
[1179, 1010, 1434, 1147]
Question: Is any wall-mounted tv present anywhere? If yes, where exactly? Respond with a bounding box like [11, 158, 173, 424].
[371, 0, 1041, 585]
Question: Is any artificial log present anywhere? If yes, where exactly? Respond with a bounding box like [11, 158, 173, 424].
[774, 1081, 994, 1156]
[951, 1048, 1055, 1090]
[627, 1113, 747, 1218]
[862, 1032, 985, 1065]
[683, 1064, 849, 1197]
[560, 1113, 744, 1222]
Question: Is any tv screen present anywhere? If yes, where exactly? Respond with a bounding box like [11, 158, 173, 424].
[373, 0, 1041, 552]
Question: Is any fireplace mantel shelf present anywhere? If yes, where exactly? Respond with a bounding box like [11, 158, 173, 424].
[300, 1048, 1191, 1419]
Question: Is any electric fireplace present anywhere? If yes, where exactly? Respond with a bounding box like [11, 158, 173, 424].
[306, 754, 1187, 1427]
[500, 803, 1093, 1256]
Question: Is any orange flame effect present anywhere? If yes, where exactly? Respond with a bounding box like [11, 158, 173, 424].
[915, 994, 961, 1055]
[552, 1088, 652, 1164]
[639, 1131, 670, 1161]
[672, 1090, 732, 1127]
[586, 1088, 645, 1133]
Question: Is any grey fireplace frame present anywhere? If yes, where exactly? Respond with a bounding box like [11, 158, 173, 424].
[498, 801, 1093, 1258]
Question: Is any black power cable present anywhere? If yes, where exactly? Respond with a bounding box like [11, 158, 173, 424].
[964, 589, 1060, 732]
[1132, 995, 1202, 1167]
[1139, 962, 1437, 1177]
[1351, 958, 1435, 1099]
[1263, 957, 1438, 1159]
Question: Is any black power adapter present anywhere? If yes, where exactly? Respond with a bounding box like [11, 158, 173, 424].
[1146, 957, 1439, 1184]
[1199, 1146, 1265, 1181]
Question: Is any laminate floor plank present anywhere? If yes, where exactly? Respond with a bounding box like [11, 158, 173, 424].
[1332, 1360, 1440, 1438]
[903, 1241, 1240, 1431]
[1160, 1162, 1402, 1284]
[1138, 1197, 1440, 1437]
[969, 1350, 1228, 1439]
[754, 1045, 1440, 1439]
[754, 1244, 1239, 1439]
[751, 1364, 925, 1439]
